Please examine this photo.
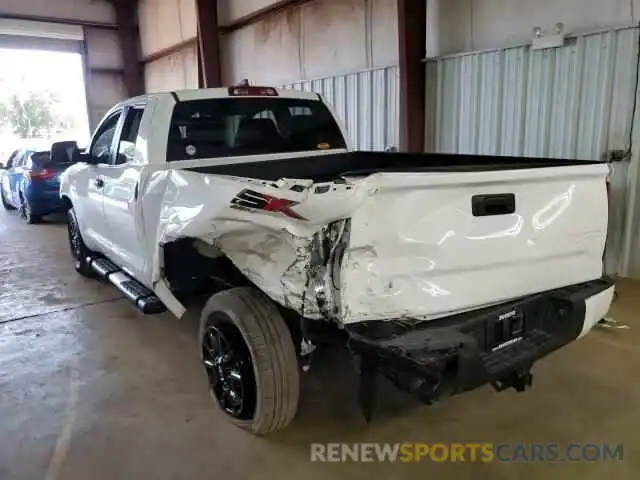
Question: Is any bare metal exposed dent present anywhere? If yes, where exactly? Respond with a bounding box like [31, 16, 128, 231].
[153, 169, 363, 321]
[152, 164, 609, 326]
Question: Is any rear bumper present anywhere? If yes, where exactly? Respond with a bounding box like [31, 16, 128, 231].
[347, 277, 614, 402]
[24, 188, 64, 215]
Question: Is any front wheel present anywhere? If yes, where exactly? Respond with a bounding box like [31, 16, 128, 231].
[199, 287, 300, 435]
[67, 208, 94, 277]
[19, 195, 41, 224]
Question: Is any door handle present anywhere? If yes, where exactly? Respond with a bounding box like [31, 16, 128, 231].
[472, 193, 516, 217]
[95, 177, 105, 189]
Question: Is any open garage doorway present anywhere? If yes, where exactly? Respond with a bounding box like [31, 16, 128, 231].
[0, 48, 90, 160]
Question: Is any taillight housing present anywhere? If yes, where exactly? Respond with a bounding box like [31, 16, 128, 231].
[25, 169, 56, 180]
[603, 177, 612, 274]
[228, 86, 278, 97]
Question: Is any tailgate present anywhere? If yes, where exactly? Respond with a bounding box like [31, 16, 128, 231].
[32, 158, 71, 191]
[341, 163, 609, 324]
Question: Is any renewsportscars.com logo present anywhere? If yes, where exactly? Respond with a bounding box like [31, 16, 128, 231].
[310, 442, 624, 463]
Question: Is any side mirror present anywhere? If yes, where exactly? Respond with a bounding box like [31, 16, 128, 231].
[51, 140, 79, 164]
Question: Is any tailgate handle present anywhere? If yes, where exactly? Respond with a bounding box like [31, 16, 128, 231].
[472, 193, 515, 217]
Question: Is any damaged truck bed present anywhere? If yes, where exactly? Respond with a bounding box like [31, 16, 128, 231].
[58, 88, 615, 434]
[154, 151, 610, 324]
[153, 150, 614, 421]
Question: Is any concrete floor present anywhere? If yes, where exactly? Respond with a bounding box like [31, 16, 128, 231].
[1, 208, 639, 480]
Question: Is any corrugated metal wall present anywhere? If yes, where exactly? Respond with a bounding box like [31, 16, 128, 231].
[283, 66, 399, 150]
[425, 27, 640, 276]
[427, 28, 637, 156]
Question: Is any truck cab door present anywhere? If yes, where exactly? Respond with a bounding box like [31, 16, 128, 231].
[99, 105, 148, 282]
[80, 110, 124, 253]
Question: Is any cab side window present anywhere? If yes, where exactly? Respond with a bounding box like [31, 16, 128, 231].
[90, 113, 121, 163]
[14, 151, 27, 167]
[5, 150, 18, 169]
[116, 107, 144, 164]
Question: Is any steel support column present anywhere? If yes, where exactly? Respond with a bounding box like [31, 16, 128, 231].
[397, 0, 426, 152]
[197, 39, 205, 88]
[113, 0, 144, 97]
[196, 0, 222, 88]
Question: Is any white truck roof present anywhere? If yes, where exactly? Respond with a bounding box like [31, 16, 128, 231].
[119, 86, 321, 108]
[175, 87, 320, 102]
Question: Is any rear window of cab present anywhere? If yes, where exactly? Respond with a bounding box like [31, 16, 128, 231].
[166, 98, 347, 161]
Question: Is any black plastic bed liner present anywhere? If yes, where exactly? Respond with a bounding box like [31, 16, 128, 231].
[184, 151, 602, 182]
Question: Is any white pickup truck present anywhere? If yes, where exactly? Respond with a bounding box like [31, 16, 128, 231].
[55, 85, 614, 435]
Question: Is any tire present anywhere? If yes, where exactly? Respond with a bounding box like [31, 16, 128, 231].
[67, 208, 94, 277]
[199, 287, 300, 435]
[1, 187, 15, 211]
[18, 195, 41, 224]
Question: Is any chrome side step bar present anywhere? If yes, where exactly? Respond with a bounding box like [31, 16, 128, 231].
[88, 256, 167, 314]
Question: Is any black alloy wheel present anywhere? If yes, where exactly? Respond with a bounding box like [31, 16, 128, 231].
[198, 287, 300, 434]
[67, 208, 94, 277]
[201, 318, 257, 420]
[68, 214, 83, 268]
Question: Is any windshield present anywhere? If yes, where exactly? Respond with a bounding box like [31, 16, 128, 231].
[167, 97, 347, 161]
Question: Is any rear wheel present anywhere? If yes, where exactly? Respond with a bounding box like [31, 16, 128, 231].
[199, 287, 300, 435]
[67, 208, 94, 277]
[18, 195, 41, 224]
[1, 187, 15, 211]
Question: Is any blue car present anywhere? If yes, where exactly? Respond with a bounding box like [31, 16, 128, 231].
[1, 148, 70, 224]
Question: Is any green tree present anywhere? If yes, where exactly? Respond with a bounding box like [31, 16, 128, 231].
[0, 90, 73, 138]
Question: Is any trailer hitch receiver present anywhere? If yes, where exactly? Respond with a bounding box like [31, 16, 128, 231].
[490, 369, 533, 393]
